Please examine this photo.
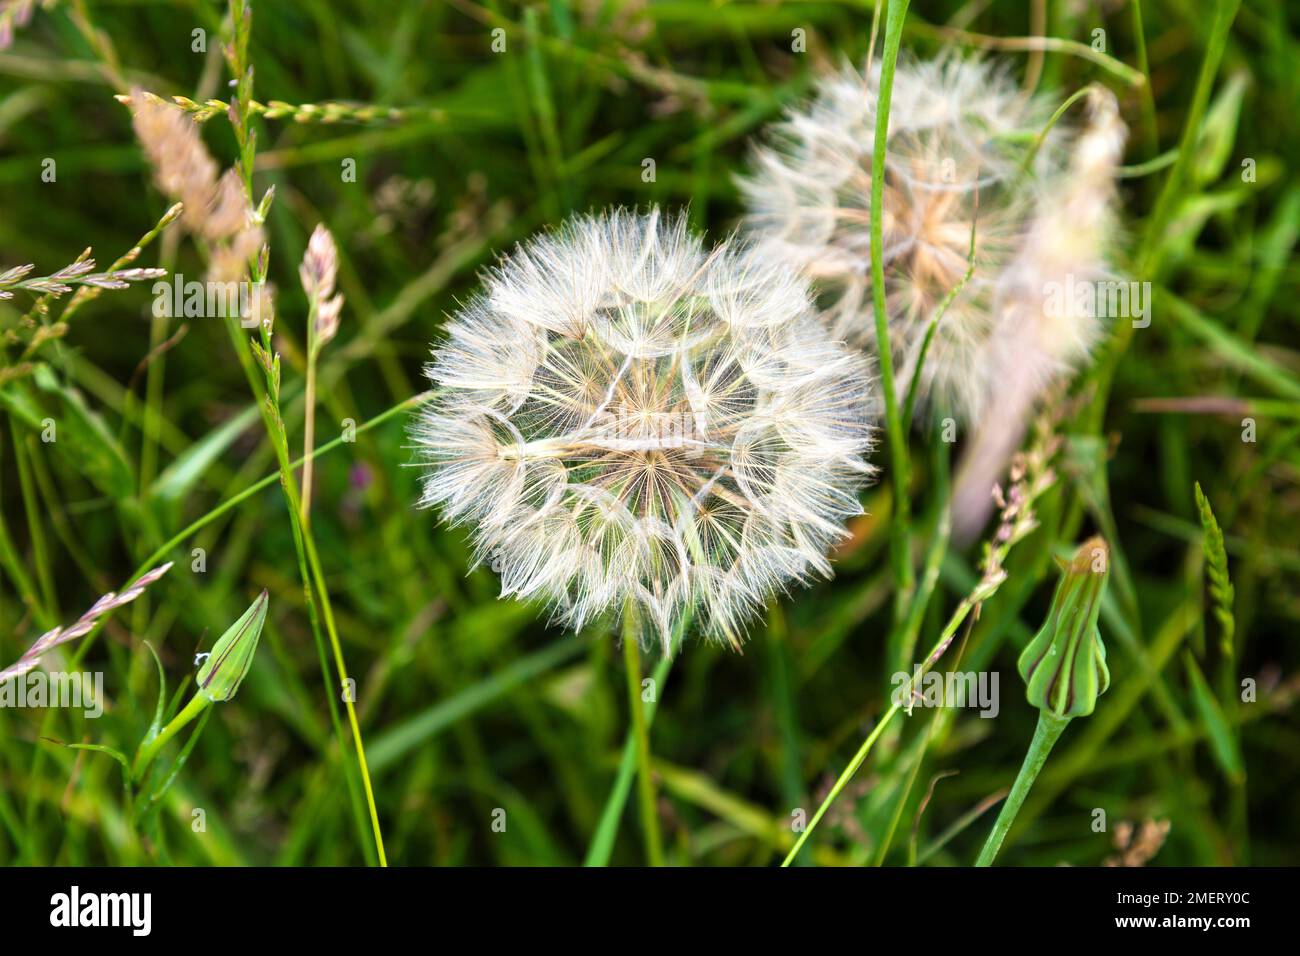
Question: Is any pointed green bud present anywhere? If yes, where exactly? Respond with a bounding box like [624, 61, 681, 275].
[1018, 537, 1111, 719]
[197, 590, 268, 702]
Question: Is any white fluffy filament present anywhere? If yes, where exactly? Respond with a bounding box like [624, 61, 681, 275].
[413, 209, 878, 651]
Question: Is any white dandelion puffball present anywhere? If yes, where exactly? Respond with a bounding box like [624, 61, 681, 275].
[739, 55, 1056, 423]
[413, 209, 877, 651]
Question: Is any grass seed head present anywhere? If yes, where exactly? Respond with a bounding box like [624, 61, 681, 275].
[300, 223, 344, 347]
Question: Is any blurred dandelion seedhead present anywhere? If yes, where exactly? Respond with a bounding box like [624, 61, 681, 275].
[740, 55, 1054, 422]
[413, 209, 877, 650]
[992, 85, 1128, 386]
[741, 57, 1126, 428]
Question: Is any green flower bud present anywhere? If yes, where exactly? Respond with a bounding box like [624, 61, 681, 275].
[133, 590, 269, 782]
[1018, 537, 1111, 719]
[197, 589, 268, 702]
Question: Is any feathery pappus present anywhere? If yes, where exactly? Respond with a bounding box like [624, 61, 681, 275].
[741, 55, 1126, 541]
[412, 208, 878, 651]
[739, 54, 1057, 424]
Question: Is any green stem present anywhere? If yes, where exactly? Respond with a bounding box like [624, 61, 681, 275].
[975, 712, 1070, 866]
[783, 581, 986, 867]
[0, 432, 56, 630]
[131, 692, 211, 782]
[1018, 85, 1096, 177]
[210, 0, 387, 859]
[584, 612, 686, 866]
[870, 0, 914, 624]
[8, 420, 56, 618]
[1130, 0, 1160, 159]
[623, 611, 663, 867]
[301, 337, 319, 523]
[783, 699, 903, 867]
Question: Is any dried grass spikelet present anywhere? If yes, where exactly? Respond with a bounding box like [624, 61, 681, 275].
[128, 89, 220, 236]
[0, 562, 173, 685]
[739, 55, 1056, 423]
[951, 86, 1127, 542]
[300, 224, 344, 346]
[0, 0, 41, 52]
[127, 90, 265, 283]
[413, 208, 878, 651]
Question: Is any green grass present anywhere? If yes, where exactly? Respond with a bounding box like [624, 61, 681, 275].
[0, 0, 1297, 867]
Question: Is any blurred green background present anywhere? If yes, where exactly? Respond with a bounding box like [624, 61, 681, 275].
[0, 0, 1297, 866]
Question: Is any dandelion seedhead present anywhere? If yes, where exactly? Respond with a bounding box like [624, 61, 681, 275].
[742, 56, 1126, 541]
[740, 55, 1055, 422]
[413, 209, 877, 651]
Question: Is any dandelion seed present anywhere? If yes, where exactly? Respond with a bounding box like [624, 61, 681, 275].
[413, 208, 877, 651]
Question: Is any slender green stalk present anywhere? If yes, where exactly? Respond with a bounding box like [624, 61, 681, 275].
[301, 346, 319, 521]
[584, 613, 686, 866]
[139, 284, 171, 496]
[900, 253, 972, 431]
[204, 0, 387, 865]
[975, 713, 1069, 866]
[300, 518, 387, 863]
[1117, 148, 1178, 179]
[227, 312, 386, 866]
[131, 692, 209, 781]
[863, 0, 884, 75]
[1019, 85, 1096, 176]
[783, 698, 901, 867]
[891, 454, 951, 674]
[873, 711, 938, 866]
[870, 0, 914, 624]
[0, 428, 58, 636]
[6, 421, 56, 617]
[782, 583, 985, 867]
[905, 24, 1147, 88]
[1130, 0, 1160, 158]
[623, 611, 663, 867]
